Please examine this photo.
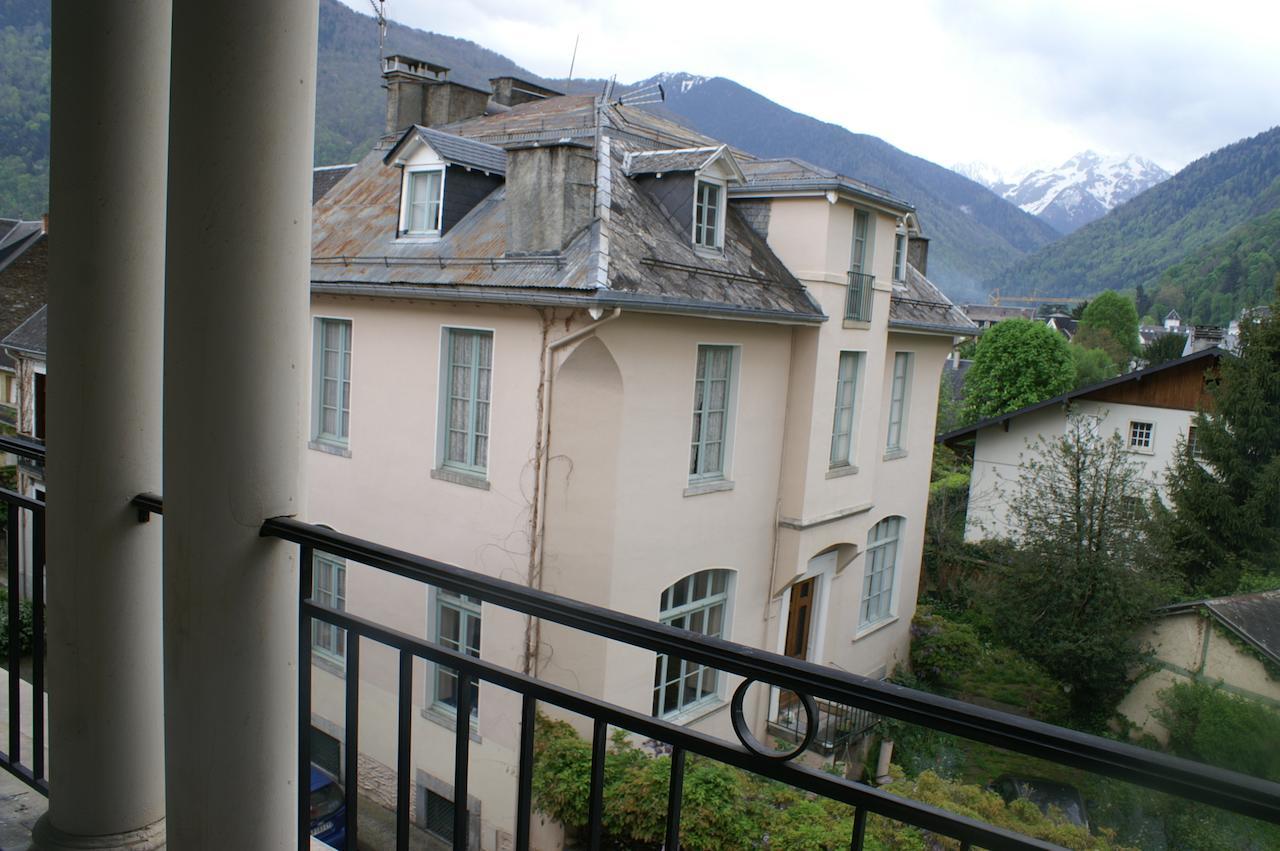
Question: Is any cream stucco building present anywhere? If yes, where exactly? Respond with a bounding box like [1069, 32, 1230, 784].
[304, 58, 976, 847]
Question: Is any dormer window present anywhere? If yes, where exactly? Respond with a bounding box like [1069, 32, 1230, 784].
[694, 179, 724, 250]
[405, 168, 444, 235]
[892, 229, 907, 282]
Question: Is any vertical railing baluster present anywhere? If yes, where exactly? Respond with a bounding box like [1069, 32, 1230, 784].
[587, 719, 607, 851]
[850, 806, 867, 850]
[8, 504, 21, 768]
[396, 650, 413, 851]
[515, 694, 536, 851]
[344, 635, 360, 851]
[32, 503, 44, 780]
[298, 544, 314, 851]
[453, 672, 474, 851]
[664, 746, 686, 851]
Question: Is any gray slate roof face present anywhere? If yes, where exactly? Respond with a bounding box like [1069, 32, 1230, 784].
[2, 304, 47, 357]
[312, 165, 355, 204]
[624, 147, 720, 176]
[1164, 590, 1280, 667]
[0, 220, 43, 274]
[735, 158, 912, 212]
[386, 126, 508, 176]
[888, 265, 979, 335]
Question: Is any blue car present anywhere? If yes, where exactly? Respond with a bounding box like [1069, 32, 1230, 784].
[310, 765, 347, 848]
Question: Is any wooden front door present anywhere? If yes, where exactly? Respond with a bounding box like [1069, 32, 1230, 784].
[784, 577, 816, 660]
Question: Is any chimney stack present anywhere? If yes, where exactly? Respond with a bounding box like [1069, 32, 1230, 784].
[907, 235, 929, 277]
[489, 76, 563, 108]
[383, 54, 490, 134]
[505, 142, 595, 254]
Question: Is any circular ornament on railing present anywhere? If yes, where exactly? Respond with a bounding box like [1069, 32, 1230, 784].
[730, 678, 818, 761]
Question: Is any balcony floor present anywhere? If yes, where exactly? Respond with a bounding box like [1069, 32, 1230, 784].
[0, 768, 44, 850]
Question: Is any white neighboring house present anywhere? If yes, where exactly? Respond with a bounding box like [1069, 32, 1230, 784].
[300, 57, 977, 845]
[940, 347, 1221, 543]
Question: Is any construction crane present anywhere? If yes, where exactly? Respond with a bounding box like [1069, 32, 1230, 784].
[989, 289, 1087, 307]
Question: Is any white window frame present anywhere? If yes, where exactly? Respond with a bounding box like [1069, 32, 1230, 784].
[653, 569, 734, 718]
[892, 228, 908, 282]
[688, 344, 739, 484]
[850, 208, 874, 275]
[859, 517, 903, 629]
[1127, 420, 1155, 453]
[312, 552, 347, 664]
[400, 166, 446, 237]
[437, 326, 494, 478]
[430, 588, 481, 721]
[311, 317, 352, 450]
[692, 177, 727, 251]
[885, 352, 913, 455]
[830, 351, 863, 468]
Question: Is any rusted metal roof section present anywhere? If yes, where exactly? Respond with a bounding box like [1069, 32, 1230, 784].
[888, 265, 979, 335]
[311, 150, 593, 291]
[735, 157, 913, 212]
[384, 126, 508, 175]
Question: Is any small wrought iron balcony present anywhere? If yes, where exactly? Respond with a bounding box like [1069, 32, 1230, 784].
[846, 271, 875, 322]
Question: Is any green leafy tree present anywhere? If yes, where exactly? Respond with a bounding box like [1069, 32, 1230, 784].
[1070, 343, 1119, 388]
[1141, 332, 1187, 368]
[1148, 283, 1280, 594]
[1079, 291, 1140, 357]
[962, 319, 1075, 422]
[980, 416, 1170, 728]
[1072, 326, 1129, 370]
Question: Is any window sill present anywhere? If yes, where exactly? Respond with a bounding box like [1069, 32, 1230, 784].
[1126, 447, 1155, 456]
[422, 705, 482, 743]
[882, 448, 908, 461]
[431, 467, 491, 490]
[311, 652, 347, 679]
[693, 245, 725, 258]
[825, 464, 859, 480]
[853, 615, 899, 642]
[309, 440, 351, 458]
[661, 696, 728, 727]
[842, 319, 872, 330]
[394, 233, 442, 243]
[683, 479, 735, 498]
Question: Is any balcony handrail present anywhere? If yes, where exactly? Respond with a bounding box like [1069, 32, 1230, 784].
[0, 435, 45, 464]
[238, 511, 1280, 826]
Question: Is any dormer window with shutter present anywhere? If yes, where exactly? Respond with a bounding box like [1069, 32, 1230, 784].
[623, 144, 745, 255]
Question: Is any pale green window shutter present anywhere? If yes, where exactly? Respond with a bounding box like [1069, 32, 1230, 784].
[689, 345, 733, 479]
[314, 318, 351, 445]
[444, 329, 493, 474]
[886, 352, 911, 451]
[830, 351, 860, 466]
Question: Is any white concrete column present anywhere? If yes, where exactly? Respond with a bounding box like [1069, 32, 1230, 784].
[33, 3, 170, 849]
[162, 1, 317, 849]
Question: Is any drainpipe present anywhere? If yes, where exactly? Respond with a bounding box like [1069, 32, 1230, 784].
[524, 307, 622, 675]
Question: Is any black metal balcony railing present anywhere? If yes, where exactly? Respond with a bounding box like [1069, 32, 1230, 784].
[0, 434, 46, 793]
[770, 694, 880, 756]
[846, 271, 875, 322]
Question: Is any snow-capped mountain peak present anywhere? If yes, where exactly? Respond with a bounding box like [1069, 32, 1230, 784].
[643, 71, 708, 96]
[990, 151, 1170, 233]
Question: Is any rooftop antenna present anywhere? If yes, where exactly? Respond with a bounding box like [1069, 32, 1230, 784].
[615, 81, 665, 107]
[368, 0, 388, 66]
[566, 33, 580, 92]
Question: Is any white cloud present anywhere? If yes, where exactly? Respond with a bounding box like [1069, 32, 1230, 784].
[344, 0, 1280, 175]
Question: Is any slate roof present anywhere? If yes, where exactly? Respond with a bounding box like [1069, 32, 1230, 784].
[311, 131, 822, 322]
[0, 222, 47, 371]
[889, 265, 979, 336]
[938, 346, 1224, 446]
[623, 147, 723, 176]
[1159, 591, 1280, 667]
[313, 165, 355, 204]
[961, 304, 1034, 324]
[0, 220, 43, 274]
[734, 158, 913, 212]
[385, 126, 507, 175]
[2, 304, 47, 357]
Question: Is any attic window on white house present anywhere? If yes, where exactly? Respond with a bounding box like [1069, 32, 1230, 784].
[694, 179, 724, 250]
[892, 230, 908, 282]
[405, 168, 444, 235]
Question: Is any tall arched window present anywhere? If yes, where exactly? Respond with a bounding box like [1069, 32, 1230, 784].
[861, 517, 903, 626]
[652, 569, 732, 717]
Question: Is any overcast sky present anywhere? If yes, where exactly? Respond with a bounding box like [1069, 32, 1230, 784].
[343, 0, 1280, 177]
